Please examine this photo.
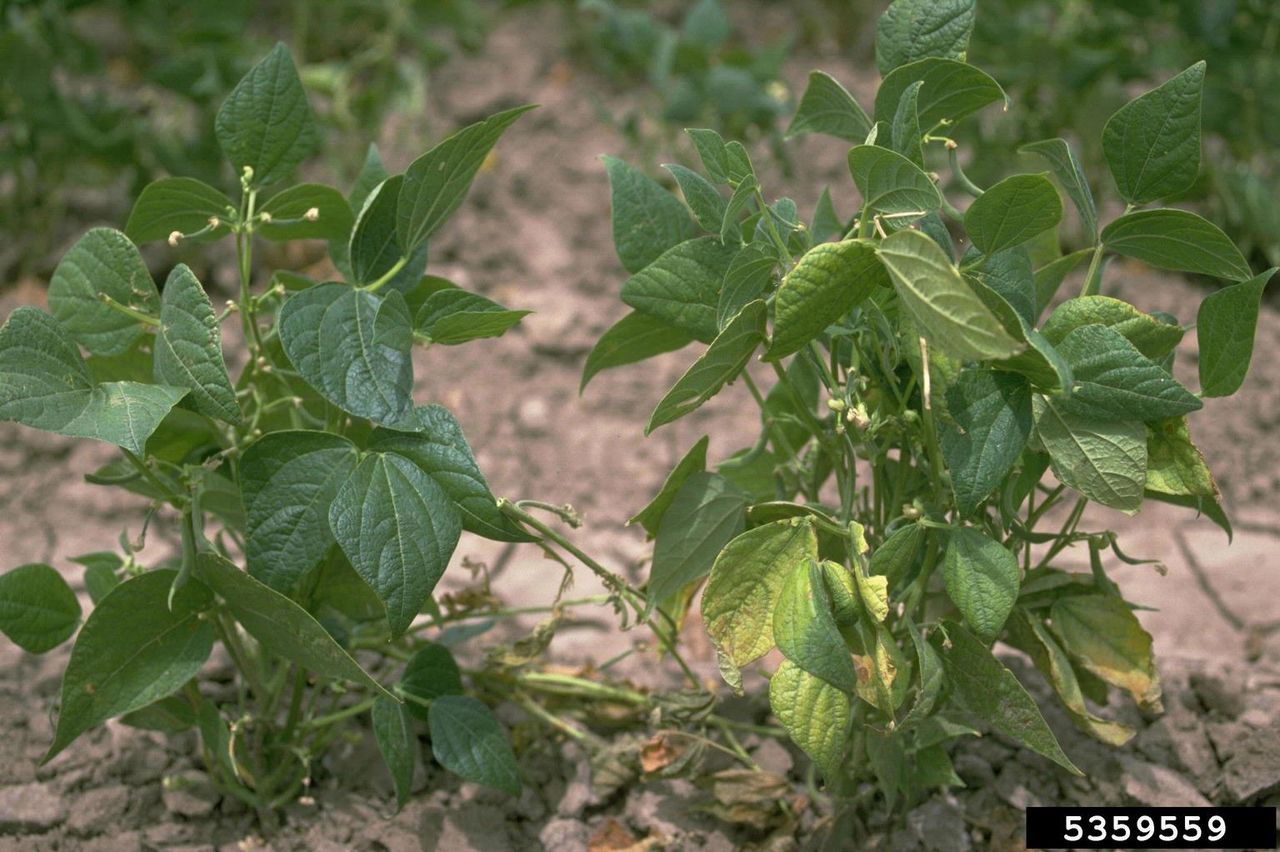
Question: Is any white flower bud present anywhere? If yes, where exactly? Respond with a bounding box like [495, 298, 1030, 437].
[259, 212, 272, 223]
[167, 231, 182, 247]
[208, 216, 221, 229]
[304, 207, 320, 221]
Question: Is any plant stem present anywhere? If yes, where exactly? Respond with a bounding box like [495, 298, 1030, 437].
[97, 293, 160, 326]
[914, 337, 946, 492]
[362, 255, 410, 293]
[301, 697, 377, 730]
[1079, 242, 1106, 297]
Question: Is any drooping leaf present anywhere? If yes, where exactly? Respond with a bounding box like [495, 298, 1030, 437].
[48, 228, 159, 356]
[329, 453, 462, 636]
[630, 436, 709, 538]
[428, 695, 520, 795]
[1033, 395, 1147, 514]
[647, 300, 766, 433]
[194, 554, 394, 699]
[1197, 269, 1274, 397]
[1051, 595, 1162, 711]
[1055, 325, 1201, 422]
[847, 145, 942, 220]
[1145, 417, 1218, 498]
[664, 163, 727, 232]
[877, 230, 1024, 361]
[939, 621, 1081, 775]
[124, 178, 234, 245]
[875, 58, 1005, 127]
[942, 527, 1019, 641]
[620, 237, 738, 343]
[702, 519, 818, 672]
[0, 308, 186, 454]
[717, 243, 776, 331]
[239, 431, 360, 591]
[44, 571, 214, 763]
[766, 240, 887, 360]
[401, 642, 464, 720]
[580, 311, 693, 393]
[786, 71, 872, 141]
[1042, 296, 1184, 360]
[0, 564, 80, 654]
[1101, 209, 1250, 282]
[154, 265, 240, 424]
[215, 43, 319, 188]
[278, 284, 414, 426]
[774, 560, 856, 693]
[1102, 62, 1205, 205]
[964, 174, 1063, 256]
[604, 155, 698, 274]
[875, 0, 976, 74]
[899, 619, 943, 727]
[397, 105, 535, 252]
[769, 659, 851, 778]
[373, 696, 416, 810]
[940, 369, 1032, 516]
[369, 405, 533, 543]
[1020, 138, 1098, 242]
[414, 288, 530, 345]
[258, 183, 355, 242]
[648, 472, 748, 609]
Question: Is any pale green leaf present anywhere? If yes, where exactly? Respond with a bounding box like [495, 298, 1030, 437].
[847, 145, 942, 220]
[1042, 296, 1184, 360]
[942, 527, 1019, 641]
[766, 240, 887, 360]
[1145, 417, 1218, 498]
[717, 244, 776, 331]
[1034, 395, 1147, 513]
[769, 659, 851, 778]
[1051, 595, 1161, 711]
[664, 163, 726, 232]
[774, 560, 856, 693]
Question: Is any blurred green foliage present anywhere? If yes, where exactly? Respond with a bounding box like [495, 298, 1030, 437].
[0, 0, 487, 280]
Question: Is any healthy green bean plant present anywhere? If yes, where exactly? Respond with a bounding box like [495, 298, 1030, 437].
[585, 0, 1271, 819]
[0, 43, 576, 820]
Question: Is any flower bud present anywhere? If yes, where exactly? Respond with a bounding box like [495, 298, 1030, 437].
[167, 231, 182, 247]
[304, 207, 320, 222]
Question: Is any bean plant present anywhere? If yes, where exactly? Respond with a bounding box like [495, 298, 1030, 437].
[586, 0, 1271, 816]
[0, 43, 586, 820]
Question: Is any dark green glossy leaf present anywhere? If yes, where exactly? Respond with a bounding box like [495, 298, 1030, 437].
[1102, 62, 1205, 205]
[125, 178, 234, 245]
[630, 436, 709, 538]
[428, 695, 520, 795]
[869, 522, 925, 586]
[0, 563, 80, 654]
[875, 58, 1005, 127]
[1197, 269, 1274, 396]
[373, 696, 416, 810]
[580, 311, 693, 393]
[259, 183, 355, 242]
[1056, 325, 1201, 422]
[890, 80, 924, 167]
[647, 472, 747, 608]
[414, 288, 529, 345]
[154, 265, 240, 424]
[1101, 209, 1250, 281]
[848, 145, 942, 220]
[348, 176, 429, 290]
[1020, 139, 1098, 242]
[621, 236, 737, 343]
[120, 695, 197, 734]
[48, 228, 158, 356]
[215, 43, 319, 188]
[71, 553, 120, 604]
[786, 71, 872, 142]
[875, 0, 976, 74]
[964, 174, 1062, 256]
[401, 642, 464, 720]
[940, 369, 1032, 516]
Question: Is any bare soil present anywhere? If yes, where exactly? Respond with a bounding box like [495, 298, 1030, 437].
[2, 2, 1278, 849]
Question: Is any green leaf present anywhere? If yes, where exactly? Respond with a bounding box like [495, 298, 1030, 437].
[279, 284, 414, 426]
[329, 453, 462, 636]
[348, 176, 429, 289]
[664, 163, 726, 232]
[44, 571, 214, 763]
[1146, 417, 1218, 498]
[0, 308, 186, 454]
[875, 58, 1005, 127]
[194, 554, 394, 699]
[703, 519, 818, 671]
[720, 175, 759, 245]
[877, 230, 1024, 361]
[1144, 490, 1232, 540]
[686, 128, 754, 186]
[397, 105, 534, 251]
[428, 695, 520, 795]
[1055, 325, 1201, 422]
[605, 154, 699, 273]
[811, 188, 844, 243]
[769, 659, 851, 778]
[48, 228, 158, 356]
[0, 564, 80, 654]
[1042, 296, 1184, 360]
[774, 559, 856, 693]
[1020, 139, 1098, 243]
[682, 0, 729, 49]
[580, 311, 693, 393]
[401, 642, 464, 720]
[900, 619, 943, 727]
[1101, 209, 1250, 281]
[939, 621, 1081, 775]
[154, 265, 240, 424]
[890, 81, 924, 167]
[647, 472, 747, 609]
[847, 145, 942, 220]
[1033, 395, 1147, 514]
[630, 436, 709, 538]
[940, 369, 1032, 516]
[259, 183, 355, 242]
[373, 696, 416, 810]
[942, 527, 1019, 641]
[785, 71, 872, 142]
[124, 178, 235, 245]
[215, 43, 319, 188]
[1033, 249, 1092, 316]
[718, 244, 776, 331]
[414, 288, 529, 345]
[870, 523, 925, 586]
[1102, 62, 1205, 205]
[120, 695, 197, 734]
[1197, 269, 1274, 396]
[71, 553, 120, 604]
[964, 174, 1062, 256]
[240, 431, 360, 591]
[1051, 595, 1161, 711]
[621, 236, 738, 343]
[647, 300, 766, 433]
[967, 247, 1036, 326]
[875, 0, 976, 74]
[369, 405, 533, 543]
[766, 240, 888, 360]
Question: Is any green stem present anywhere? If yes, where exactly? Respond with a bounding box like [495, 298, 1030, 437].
[97, 293, 160, 327]
[120, 449, 183, 508]
[301, 696, 377, 730]
[1079, 242, 1106, 297]
[362, 255, 410, 293]
[913, 337, 946, 494]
